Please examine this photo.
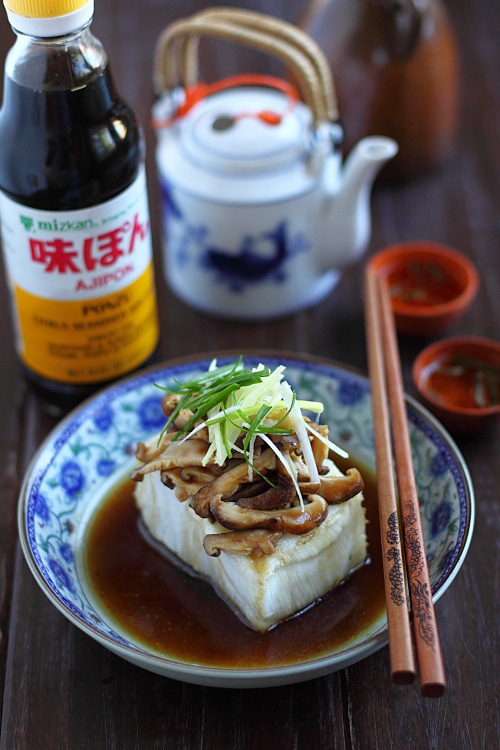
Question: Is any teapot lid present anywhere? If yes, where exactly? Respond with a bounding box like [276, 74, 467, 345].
[178, 88, 312, 173]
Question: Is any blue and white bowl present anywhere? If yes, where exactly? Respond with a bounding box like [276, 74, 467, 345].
[18, 352, 474, 688]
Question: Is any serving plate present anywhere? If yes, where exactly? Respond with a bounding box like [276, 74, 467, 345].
[18, 352, 474, 688]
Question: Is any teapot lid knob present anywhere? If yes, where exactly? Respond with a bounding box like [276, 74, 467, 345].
[180, 85, 313, 173]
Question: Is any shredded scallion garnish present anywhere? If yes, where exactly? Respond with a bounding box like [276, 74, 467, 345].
[155, 358, 336, 495]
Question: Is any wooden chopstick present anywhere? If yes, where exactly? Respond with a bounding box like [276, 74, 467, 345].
[364, 267, 416, 685]
[364, 265, 446, 697]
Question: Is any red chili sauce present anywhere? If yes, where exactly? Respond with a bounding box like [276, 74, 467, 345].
[388, 261, 461, 307]
[84, 456, 385, 668]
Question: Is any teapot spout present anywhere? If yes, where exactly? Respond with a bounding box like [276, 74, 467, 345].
[322, 136, 398, 271]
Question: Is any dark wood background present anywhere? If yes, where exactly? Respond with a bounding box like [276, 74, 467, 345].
[1, 1, 499, 748]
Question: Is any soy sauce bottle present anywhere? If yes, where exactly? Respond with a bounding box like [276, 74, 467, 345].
[0, 0, 159, 413]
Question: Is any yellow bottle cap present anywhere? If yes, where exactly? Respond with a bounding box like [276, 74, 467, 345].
[5, 0, 87, 17]
[3, 0, 93, 35]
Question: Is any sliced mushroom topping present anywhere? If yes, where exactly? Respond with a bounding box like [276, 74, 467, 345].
[160, 467, 181, 489]
[164, 437, 212, 466]
[161, 392, 182, 418]
[210, 493, 328, 534]
[269, 433, 300, 452]
[132, 437, 216, 482]
[235, 474, 295, 510]
[309, 421, 329, 469]
[134, 431, 174, 468]
[287, 451, 312, 482]
[317, 468, 364, 504]
[181, 465, 223, 485]
[297, 468, 363, 503]
[203, 529, 283, 558]
[160, 466, 221, 501]
[160, 395, 211, 436]
[190, 450, 276, 518]
[224, 477, 269, 504]
[171, 407, 196, 430]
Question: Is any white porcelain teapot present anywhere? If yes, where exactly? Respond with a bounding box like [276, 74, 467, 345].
[152, 8, 398, 319]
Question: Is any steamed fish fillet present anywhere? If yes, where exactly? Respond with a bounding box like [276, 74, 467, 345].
[134, 462, 367, 633]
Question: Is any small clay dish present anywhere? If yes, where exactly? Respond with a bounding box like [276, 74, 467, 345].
[413, 336, 500, 434]
[368, 242, 479, 336]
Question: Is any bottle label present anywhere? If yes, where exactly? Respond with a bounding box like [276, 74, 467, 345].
[0, 168, 159, 384]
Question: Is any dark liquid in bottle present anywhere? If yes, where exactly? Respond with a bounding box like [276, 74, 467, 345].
[0, 65, 156, 414]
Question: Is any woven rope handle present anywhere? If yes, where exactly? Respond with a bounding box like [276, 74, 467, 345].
[153, 7, 338, 126]
[182, 8, 337, 122]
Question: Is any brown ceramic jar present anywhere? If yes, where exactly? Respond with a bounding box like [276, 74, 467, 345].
[299, 0, 460, 180]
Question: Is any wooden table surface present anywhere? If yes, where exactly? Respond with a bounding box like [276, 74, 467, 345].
[1, 1, 499, 747]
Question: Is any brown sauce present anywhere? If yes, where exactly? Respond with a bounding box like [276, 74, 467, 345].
[423, 354, 500, 409]
[84, 457, 385, 668]
[388, 261, 461, 308]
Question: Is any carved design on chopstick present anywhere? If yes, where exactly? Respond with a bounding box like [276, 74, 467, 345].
[401, 499, 431, 646]
[402, 506, 425, 578]
[411, 579, 436, 650]
[386, 512, 406, 606]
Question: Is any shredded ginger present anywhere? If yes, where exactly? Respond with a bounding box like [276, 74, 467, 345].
[158, 358, 348, 491]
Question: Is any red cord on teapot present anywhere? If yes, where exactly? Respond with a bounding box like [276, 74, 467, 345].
[152, 74, 300, 129]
